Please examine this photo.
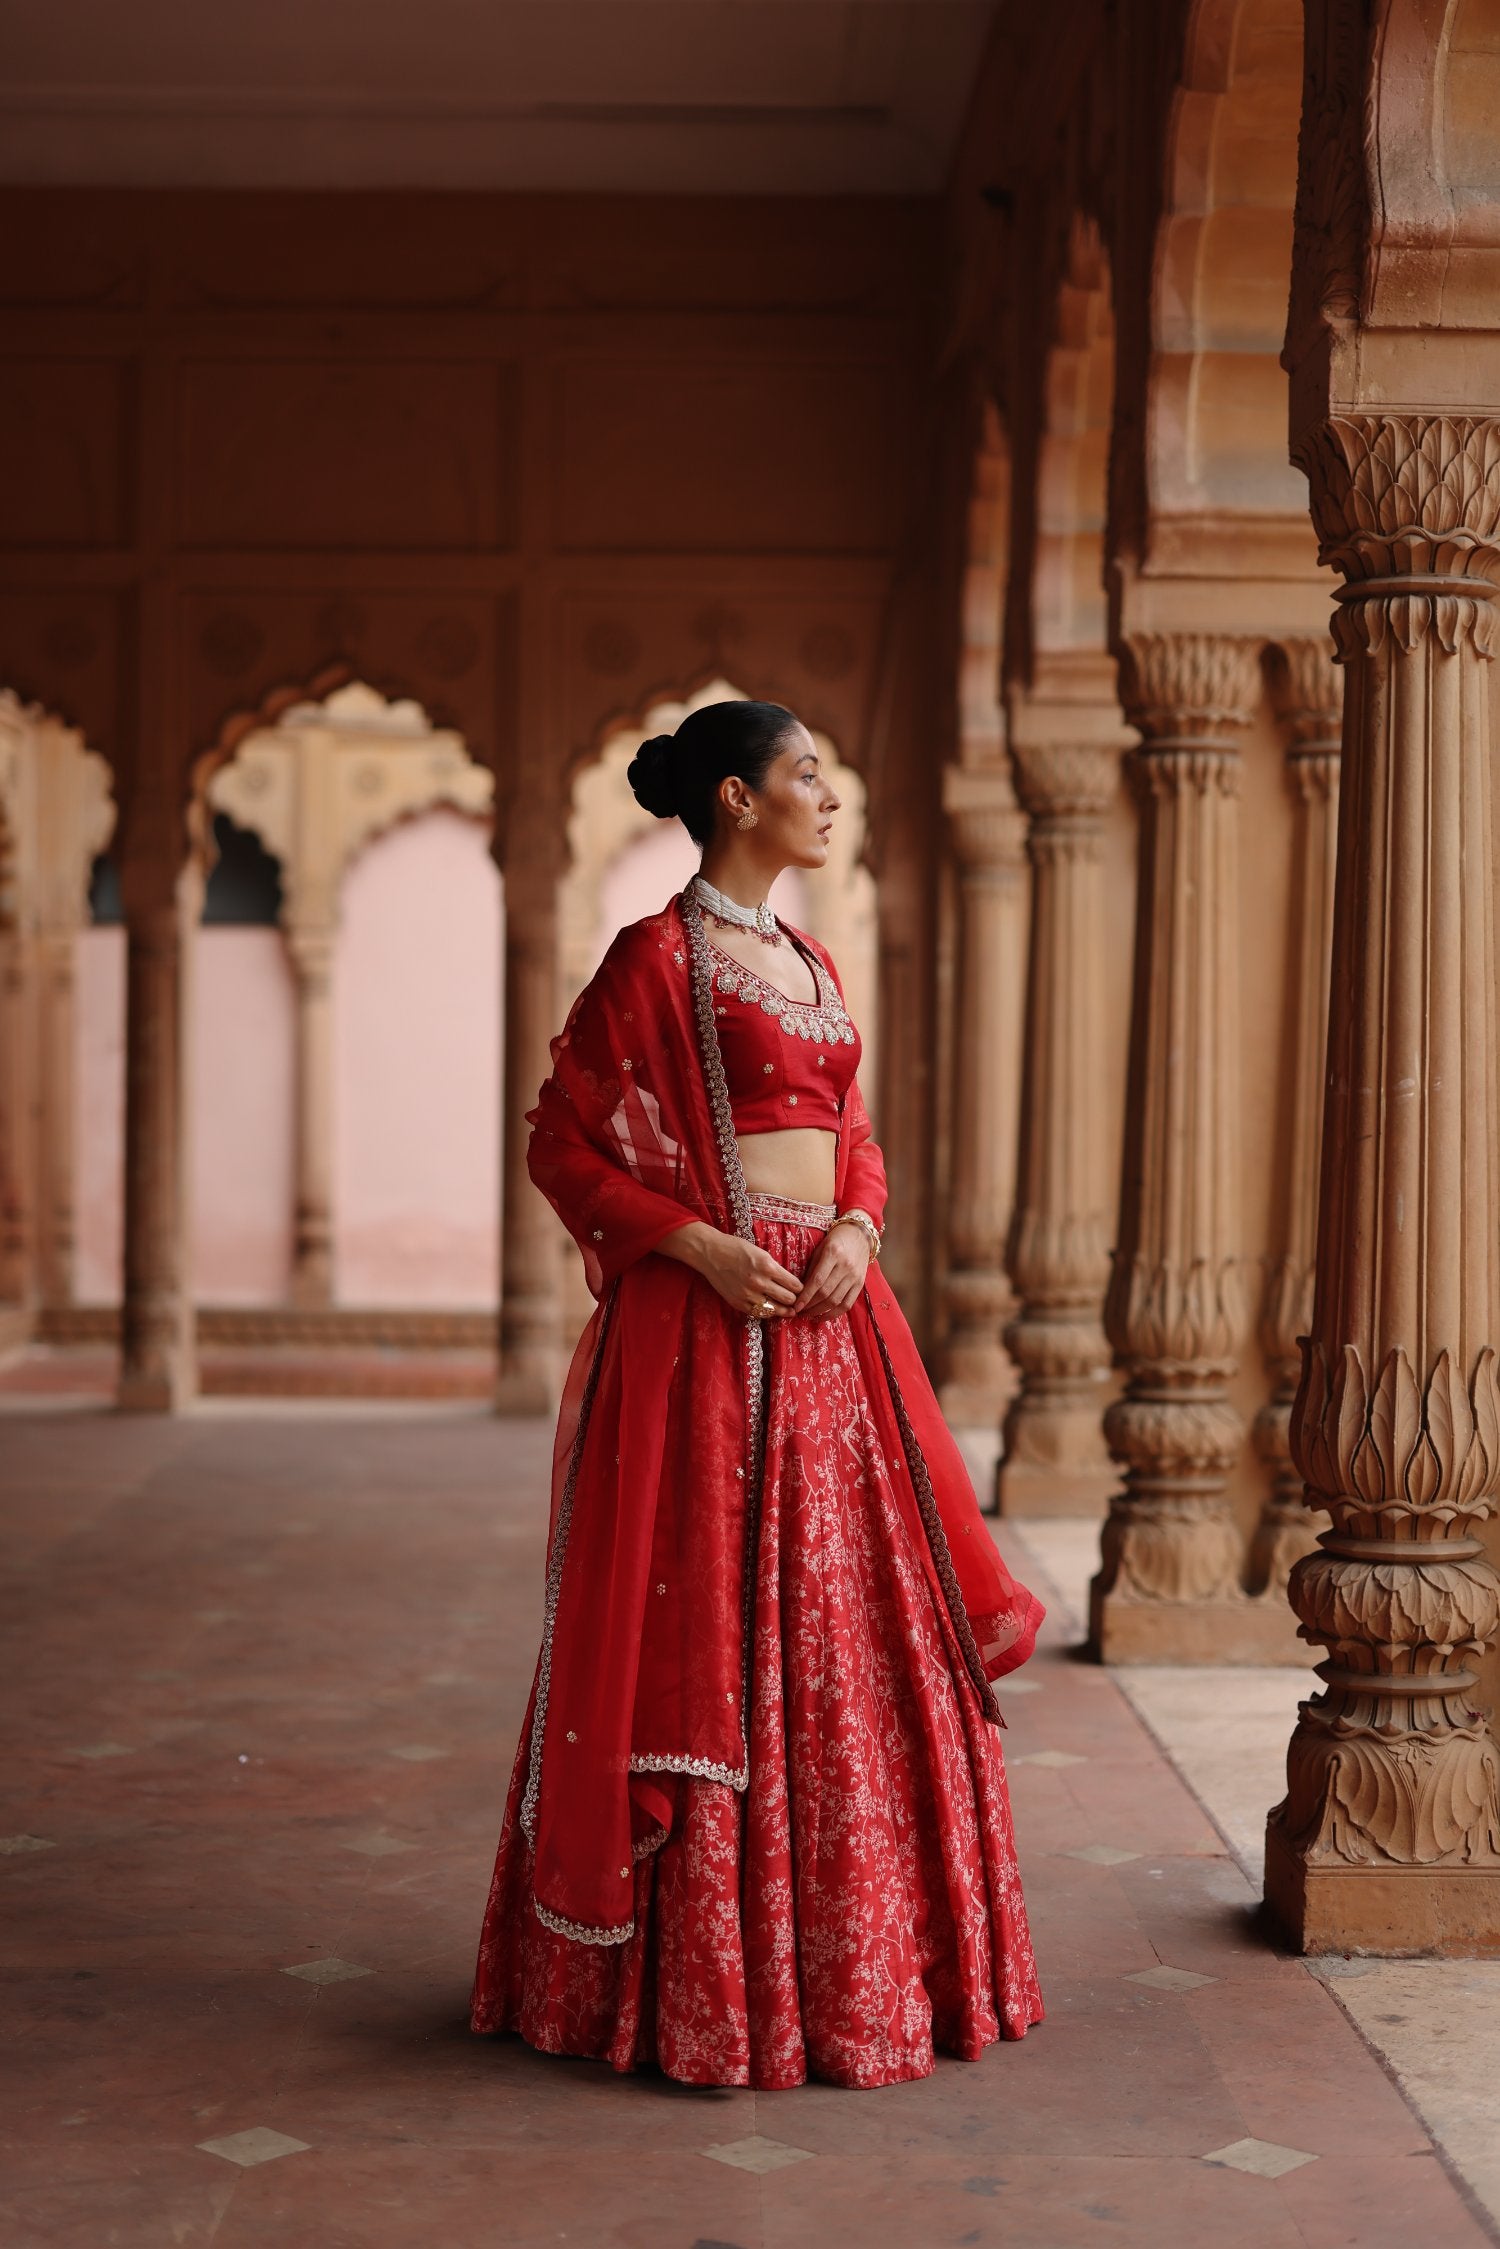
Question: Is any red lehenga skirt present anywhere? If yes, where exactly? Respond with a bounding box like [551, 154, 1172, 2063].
[471, 1197, 1043, 2089]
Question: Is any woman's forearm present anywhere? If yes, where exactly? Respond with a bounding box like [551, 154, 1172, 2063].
[654, 1220, 720, 1278]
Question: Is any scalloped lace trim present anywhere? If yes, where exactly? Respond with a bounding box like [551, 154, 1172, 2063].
[629, 1750, 750, 1788]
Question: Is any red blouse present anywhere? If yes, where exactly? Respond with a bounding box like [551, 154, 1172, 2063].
[706, 935, 862, 1135]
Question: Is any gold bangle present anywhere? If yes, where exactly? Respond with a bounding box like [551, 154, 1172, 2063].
[830, 1208, 881, 1260]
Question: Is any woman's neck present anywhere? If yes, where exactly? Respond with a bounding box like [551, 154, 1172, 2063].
[695, 848, 781, 909]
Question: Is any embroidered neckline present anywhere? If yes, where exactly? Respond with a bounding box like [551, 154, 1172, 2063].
[704, 933, 857, 1047]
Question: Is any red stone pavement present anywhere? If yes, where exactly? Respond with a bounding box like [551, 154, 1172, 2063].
[0, 1408, 1491, 2249]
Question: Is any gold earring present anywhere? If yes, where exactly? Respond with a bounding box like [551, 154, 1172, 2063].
[736, 809, 758, 831]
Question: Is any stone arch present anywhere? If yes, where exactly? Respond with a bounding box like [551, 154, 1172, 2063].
[958, 398, 1011, 764]
[193, 678, 498, 1313]
[1031, 216, 1116, 662]
[1287, 0, 1500, 335]
[1147, 0, 1308, 528]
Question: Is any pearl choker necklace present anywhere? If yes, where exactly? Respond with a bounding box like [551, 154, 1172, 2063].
[689, 874, 781, 945]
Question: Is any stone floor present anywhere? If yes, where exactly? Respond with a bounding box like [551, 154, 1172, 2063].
[1, 1404, 1495, 2249]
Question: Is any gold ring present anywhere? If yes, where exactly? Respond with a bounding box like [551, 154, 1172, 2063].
[760, 1298, 775, 1317]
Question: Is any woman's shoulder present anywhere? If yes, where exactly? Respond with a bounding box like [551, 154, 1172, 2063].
[594, 896, 690, 982]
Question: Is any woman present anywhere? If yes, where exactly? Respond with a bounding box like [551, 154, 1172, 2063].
[472, 700, 1044, 2090]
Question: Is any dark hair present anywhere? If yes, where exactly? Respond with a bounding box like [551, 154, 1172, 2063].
[627, 700, 801, 848]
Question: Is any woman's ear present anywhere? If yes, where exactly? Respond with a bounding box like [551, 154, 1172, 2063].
[718, 775, 751, 825]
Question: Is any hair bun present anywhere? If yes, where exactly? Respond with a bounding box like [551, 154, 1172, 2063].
[627, 732, 679, 820]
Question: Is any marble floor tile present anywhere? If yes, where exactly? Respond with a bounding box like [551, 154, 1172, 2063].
[701, 2135, 816, 2174]
[1202, 2135, 1318, 2180]
[197, 2127, 311, 2167]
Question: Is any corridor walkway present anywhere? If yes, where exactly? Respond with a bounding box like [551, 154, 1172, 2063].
[0, 1405, 1492, 2249]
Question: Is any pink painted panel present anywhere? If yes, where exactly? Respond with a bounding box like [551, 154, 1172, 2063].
[73, 926, 124, 1304]
[334, 808, 501, 1306]
[191, 928, 297, 1304]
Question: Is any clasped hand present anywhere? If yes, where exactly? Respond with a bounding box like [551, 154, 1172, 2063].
[688, 1221, 870, 1321]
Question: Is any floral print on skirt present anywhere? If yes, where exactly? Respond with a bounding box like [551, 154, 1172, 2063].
[471, 1211, 1043, 2089]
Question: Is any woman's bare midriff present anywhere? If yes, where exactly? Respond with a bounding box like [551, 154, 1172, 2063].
[735, 1126, 838, 1206]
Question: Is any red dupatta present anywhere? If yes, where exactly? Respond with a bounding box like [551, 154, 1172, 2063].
[518, 889, 1043, 1944]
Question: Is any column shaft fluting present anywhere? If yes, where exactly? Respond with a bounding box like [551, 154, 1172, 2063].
[119, 858, 199, 1412]
[998, 735, 1120, 1516]
[1265, 413, 1500, 1953]
[1249, 642, 1341, 1597]
[1090, 633, 1257, 1661]
[939, 768, 1028, 1430]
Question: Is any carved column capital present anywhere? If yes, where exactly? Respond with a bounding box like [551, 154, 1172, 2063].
[1269, 637, 1342, 745]
[1296, 413, 1500, 658]
[941, 764, 1028, 877]
[1117, 631, 1263, 744]
[283, 921, 336, 997]
[1009, 738, 1118, 834]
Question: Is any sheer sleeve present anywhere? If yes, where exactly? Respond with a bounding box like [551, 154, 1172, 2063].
[838, 1075, 889, 1234]
[792, 930, 890, 1234]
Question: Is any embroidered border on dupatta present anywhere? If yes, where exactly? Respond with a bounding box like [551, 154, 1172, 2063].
[518, 1290, 643, 1945]
[867, 1317, 1003, 1725]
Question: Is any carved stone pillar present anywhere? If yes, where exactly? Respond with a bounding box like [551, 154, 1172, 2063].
[285, 923, 336, 1309]
[495, 828, 565, 1414]
[1249, 641, 1342, 1598]
[997, 693, 1128, 1516]
[1090, 633, 1269, 1660]
[938, 764, 1028, 1428]
[118, 851, 201, 1412]
[1264, 414, 1500, 1954]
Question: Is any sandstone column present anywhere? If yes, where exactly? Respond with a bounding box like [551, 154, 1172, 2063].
[495, 821, 564, 1414]
[285, 923, 336, 1309]
[1248, 640, 1341, 1598]
[118, 848, 201, 1412]
[938, 763, 1028, 1429]
[997, 685, 1129, 1516]
[1090, 633, 1264, 1660]
[1264, 414, 1500, 1953]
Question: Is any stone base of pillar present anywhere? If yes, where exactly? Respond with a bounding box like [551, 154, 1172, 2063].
[1263, 1819, 1500, 1956]
[494, 1361, 556, 1417]
[289, 1269, 334, 1313]
[117, 1354, 197, 1414]
[994, 1456, 1114, 1519]
[1088, 1583, 1309, 1665]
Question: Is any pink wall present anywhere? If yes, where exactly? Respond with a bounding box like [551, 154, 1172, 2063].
[333, 808, 501, 1306]
[73, 926, 124, 1305]
[190, 929, 298, 1303]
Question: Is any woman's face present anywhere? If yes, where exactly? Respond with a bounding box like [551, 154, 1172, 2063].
[734, 725, 841, 868]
